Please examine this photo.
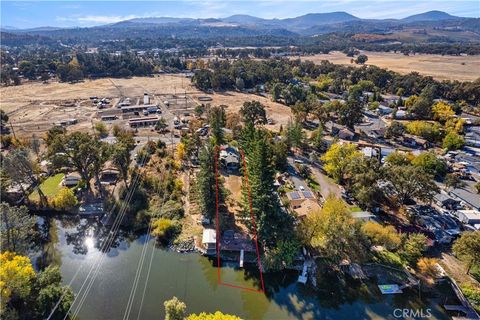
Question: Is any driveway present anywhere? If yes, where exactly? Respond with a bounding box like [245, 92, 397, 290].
[287, 155, 341, 199]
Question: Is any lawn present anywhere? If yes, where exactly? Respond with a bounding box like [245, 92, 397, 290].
[350, 205, 363, 212]
[29, 173, 65, 202]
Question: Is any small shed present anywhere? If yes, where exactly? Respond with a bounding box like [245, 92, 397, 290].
[202, 229, 217, 255]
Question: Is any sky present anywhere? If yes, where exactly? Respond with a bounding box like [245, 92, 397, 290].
[1, 0, 479, 29]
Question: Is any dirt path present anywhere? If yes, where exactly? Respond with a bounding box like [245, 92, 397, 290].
[439, 252, 480, 289]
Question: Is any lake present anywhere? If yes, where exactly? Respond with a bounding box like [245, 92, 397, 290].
[33, 217, 453, 320]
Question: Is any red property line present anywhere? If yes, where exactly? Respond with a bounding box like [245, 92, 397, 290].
[214, 145, 265, 293]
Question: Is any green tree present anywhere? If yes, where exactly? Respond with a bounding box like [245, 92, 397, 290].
[271, 82, 283, 102]
[310, 127, 325, 152]
[208, 106, 226, 145]
[0, 203, 36, 254]
[151, 218, 177, 240]
[155, 117, 169, 132]
[312, 102, 333, 128]
[47, 132, 107, 192]
[409, 85, 436, 119]
[164, 296, 186, 320]
[112, 142, 132, 188]
[34, 265, 74, 320]
[265, 238, 301, 270]
[453, 232, 480, 275]
[444, 173, 465, 190]
[384, 121, 405, 138]
[399, 233, 428, 266]
[94, 122, 108, 138]
[355, 54, 368, 64]
[235, 77, 245, 91]
[271, 139, 288, 171]
[411, 151, 447, 177]
[0, 109, 9, 124]
[285, 119, 305, 150]
[346, 157, 382, 209]
[241, 128, 295, 250]
[240, 101, 266, 125]
[385, 164, 439, 204]
[197, 142, 224, 221]
[337, 100, 363, 129]
[385, 151, 413, 166]
[443, 131, 465, 151]
[2, 148, 48, 206]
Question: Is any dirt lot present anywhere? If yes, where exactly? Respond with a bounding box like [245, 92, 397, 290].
[191, 91, 293, 131]
[1, 74, 293, 137]
[298, 51, 480, 82]
[0, 75, 199, 137]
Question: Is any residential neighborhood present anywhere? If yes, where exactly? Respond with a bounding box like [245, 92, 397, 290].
[1, 2, 480, 320]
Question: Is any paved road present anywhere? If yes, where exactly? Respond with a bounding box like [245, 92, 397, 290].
[286, 157, 309, 192]
[288, 154, 342, 199]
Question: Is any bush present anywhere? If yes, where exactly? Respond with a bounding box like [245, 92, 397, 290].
[443, 131, 465, 151]
[151, 218, 178, 240]
[362, 221, 401, 250]
[399, 233, 428, 266]
[155, 200, 184, 220]
[460, 284, 480, 313]
[51, 187, 78, 210]
[94, 122, 109, 138]
[417, 257, 440, 278]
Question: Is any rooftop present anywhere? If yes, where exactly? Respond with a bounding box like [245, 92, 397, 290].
[202, 229, 216, 244]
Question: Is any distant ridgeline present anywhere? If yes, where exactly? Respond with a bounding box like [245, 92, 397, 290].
[1, 10, 479, 55]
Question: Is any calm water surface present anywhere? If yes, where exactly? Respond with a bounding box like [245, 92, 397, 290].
[34, 217, 453, 320]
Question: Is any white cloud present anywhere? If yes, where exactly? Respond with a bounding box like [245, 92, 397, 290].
[56, 14, 144, 25]
[77, 15, 141, 23]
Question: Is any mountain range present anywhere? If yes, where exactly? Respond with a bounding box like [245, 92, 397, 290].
[1, 10, 470, 32]
[1, 10, 478, 44]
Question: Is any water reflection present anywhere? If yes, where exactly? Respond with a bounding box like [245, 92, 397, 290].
[31, 217, 453, 320]
[84, 236, 95, 250]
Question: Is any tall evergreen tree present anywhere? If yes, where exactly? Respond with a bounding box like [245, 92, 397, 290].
[197, 141, 225, 223]
[241, 129, 294, 249]
[208, 106, 226, 146]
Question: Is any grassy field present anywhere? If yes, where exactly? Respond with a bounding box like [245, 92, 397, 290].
[298, 51, 480, 82]
[29, 173, 65, 201]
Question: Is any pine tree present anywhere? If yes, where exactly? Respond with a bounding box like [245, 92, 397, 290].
[208, 106, 226, 146]
[241, 129, 294, 249]
[197, 142, 219, 221]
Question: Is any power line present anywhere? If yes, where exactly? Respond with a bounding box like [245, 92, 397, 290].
[68, 158, 146, 320]
[53, 152, 148, 320]
[125, 158, 173, 320]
